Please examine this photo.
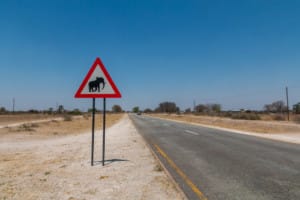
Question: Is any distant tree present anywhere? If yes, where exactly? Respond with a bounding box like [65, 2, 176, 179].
[210, 104, 222, 113]
[112, 105, 122, 113]
[28, 109, 39, 113]
[185, 108, 191, 113]
[195, 104, 208, 113]
[144, 108, 152, 113]
[0, 107, 7, 114]
[87, 108, 101, 113]
[195, 103, 221, 114]
[47, 107, 54, 114]
[155, 102, 178, 113]
[69, 108, 82, 115]
[132, 106, 139, 113]
[264, 101, 286, 113]
[293, 102, 300, 114]
[57, 105, 64, 114]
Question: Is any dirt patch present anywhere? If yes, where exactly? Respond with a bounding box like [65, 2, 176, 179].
[149, 114, 300, 133]
[0, 114, 185, 200]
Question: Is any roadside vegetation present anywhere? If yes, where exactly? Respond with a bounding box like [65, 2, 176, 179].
[0, 104, 125, 123]
[131, 100, 300, 133]
[133, 100, 300, 123]
[0, 113, 124, 139]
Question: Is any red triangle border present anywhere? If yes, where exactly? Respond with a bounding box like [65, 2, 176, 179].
[74, 57, 121, 98]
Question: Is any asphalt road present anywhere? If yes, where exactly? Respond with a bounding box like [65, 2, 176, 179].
[129, 114, 300, 200]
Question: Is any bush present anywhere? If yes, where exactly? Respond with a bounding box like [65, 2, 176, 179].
[0, 107, 7, 114]
[83, 114, 90, 120]
[18, 124, 36, 132]
[69, 109, 82, 115]
[222, 112, 233, 118]
[63, 115, 73, 121]
[144, 108, 152, 113]
[231, 113, 261, 120]
[293, 116, 300, 124]
[272, 114, 285, 121]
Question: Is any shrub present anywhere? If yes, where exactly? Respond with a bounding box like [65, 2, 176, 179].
[69, 109, 82, 115]
[83, 114, 90, 120]
[18, 124, 36, 132]
[154, 163, 163, 172]
[231, 113, 261, 120]
[63, 115, 73, 121]
[272, 114, 285, 121]
[222, 112, 233, 118]
[293, 116, 300, 124]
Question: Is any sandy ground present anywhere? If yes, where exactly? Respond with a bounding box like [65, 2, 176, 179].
[0, 114, 122, 142]
[148, 114, 300, 144]
[0, 114, 59, 126]
[0, 114, 184, 200]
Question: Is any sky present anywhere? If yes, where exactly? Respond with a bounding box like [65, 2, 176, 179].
[1, 0, 300, 112]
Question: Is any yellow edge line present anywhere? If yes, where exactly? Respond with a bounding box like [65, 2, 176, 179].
[154, 144, 208, 200]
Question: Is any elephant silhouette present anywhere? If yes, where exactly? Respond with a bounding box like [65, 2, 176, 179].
[88, 77, 105, 92]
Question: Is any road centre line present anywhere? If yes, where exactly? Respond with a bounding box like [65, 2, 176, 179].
[185, 130, 199, 136]
[153, 144, 208, 200]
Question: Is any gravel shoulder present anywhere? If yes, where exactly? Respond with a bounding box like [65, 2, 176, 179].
[0, 114, 184, 200]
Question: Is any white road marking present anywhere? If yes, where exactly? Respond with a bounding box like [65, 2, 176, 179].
[185, 130, 199, 136]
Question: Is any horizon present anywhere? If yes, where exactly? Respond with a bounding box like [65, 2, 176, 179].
[1, 1, 300, 112]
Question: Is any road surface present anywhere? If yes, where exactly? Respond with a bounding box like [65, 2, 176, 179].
[130, 114, 300, 200]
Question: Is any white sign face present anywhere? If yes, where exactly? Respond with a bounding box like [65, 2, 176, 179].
[75, 58, 121, 98]
[80, 65, 115, 95]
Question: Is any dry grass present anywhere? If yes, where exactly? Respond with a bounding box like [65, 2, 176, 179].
[0, 114, 124, 141]
[149, 114, 300, 133]
[0, 114, 57, 126]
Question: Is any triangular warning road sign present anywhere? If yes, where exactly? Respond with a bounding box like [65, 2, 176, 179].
[75, 57, 121, 98]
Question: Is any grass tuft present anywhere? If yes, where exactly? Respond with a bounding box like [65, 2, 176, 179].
[63, 115, 73, 121]
[154, 163, 163, 172]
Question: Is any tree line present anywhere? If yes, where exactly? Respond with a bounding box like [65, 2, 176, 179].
[0, 104, 125, 114]
[1, 100, 300, 115]
[134, 100, 300, 114]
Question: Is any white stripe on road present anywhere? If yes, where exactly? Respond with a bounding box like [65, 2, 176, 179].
[185, 130, 199, 136]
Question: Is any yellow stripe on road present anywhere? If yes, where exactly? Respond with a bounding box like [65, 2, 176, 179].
[154, 144, 208, 200]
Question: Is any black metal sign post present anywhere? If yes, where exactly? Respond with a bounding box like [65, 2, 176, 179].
[102, 98, 106, 166]
[74, 58, 122, 167]
[91, 98, 96, 166]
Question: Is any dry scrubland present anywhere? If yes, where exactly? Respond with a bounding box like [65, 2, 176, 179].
[0, 114, 60, 126]
[0, 114, 122, 141]
[0, 114, 184, 200]
[149, 113, 300, 133]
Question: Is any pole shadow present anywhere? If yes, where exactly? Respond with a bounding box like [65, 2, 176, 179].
[93, 158, 129, 166]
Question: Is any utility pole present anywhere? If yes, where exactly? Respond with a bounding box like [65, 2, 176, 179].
[286, 87, 289, 121]
[193, 100, 196, 112]
[12, 98, 15, 113]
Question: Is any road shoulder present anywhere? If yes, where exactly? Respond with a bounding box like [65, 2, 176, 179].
[0, 114, 185, 200]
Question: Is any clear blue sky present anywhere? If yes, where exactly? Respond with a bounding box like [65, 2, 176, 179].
[1, 0, 300, 111]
